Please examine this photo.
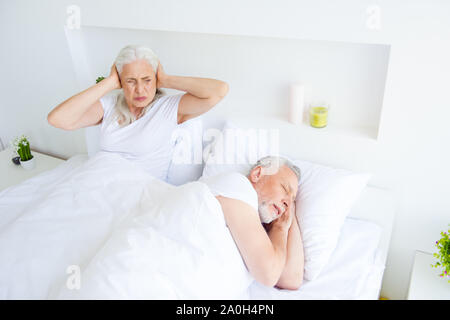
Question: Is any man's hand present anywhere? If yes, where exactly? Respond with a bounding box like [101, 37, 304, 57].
[271, 202, 294, 233]
[274, 200, 304, 290]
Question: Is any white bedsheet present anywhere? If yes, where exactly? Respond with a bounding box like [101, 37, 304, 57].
[0, 152, 251, 299]
[247, 218, 384, 300]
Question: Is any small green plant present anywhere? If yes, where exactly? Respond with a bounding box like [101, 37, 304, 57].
[96, 76, 105, 84]
[11, 135, 33, 161]
[431, 225, 450, 283]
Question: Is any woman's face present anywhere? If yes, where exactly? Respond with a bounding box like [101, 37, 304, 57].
[120, 59, 157, 110]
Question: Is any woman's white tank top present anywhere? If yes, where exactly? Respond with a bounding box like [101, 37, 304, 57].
[99, 91, 184, 181]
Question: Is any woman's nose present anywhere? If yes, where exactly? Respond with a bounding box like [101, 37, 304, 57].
[135, 82, 144, 93]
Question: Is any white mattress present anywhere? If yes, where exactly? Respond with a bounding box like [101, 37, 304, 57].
[247, 218, 384, 300]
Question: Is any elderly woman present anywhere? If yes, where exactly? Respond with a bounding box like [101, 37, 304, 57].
[48, 45, 228, 181]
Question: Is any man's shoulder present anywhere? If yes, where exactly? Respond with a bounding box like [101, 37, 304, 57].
[201, 171, 258, 212]
[216, 195, 259, 220]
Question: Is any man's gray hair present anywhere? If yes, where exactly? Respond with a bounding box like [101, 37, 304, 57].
[250, 156, 301, 182]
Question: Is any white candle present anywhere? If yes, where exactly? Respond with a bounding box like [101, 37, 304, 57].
[289, 83, 305, 125]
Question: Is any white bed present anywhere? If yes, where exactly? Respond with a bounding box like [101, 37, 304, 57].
[0, 121, 395, 300]
[87, 116, 396, 300]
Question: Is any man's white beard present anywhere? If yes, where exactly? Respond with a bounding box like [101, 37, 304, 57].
[258, 202, 275, 224]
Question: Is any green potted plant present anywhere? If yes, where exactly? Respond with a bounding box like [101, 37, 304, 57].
[96, 76, 105, 84]
[431, 225, 450, 283]
[12, 135, 35, 170]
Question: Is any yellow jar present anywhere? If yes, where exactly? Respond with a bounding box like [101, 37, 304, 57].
[309, 106, 328, 128]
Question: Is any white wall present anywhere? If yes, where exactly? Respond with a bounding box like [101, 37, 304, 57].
[0, 0, 84, 158]
[1, 0, 449, 299]
[77, 26, 390, 138]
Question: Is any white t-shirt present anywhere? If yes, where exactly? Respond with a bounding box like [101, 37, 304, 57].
[200, 172, 259, 213]
[99, 91, 184, 181]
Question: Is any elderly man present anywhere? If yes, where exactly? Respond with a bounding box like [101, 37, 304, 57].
[201, 156, 304, 290]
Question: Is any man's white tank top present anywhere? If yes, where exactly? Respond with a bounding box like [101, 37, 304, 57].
[99, 91, 184, 181]
[200, 172, 259, 213]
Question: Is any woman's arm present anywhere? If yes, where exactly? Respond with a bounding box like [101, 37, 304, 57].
[156, 63, 229, 123]
[47, 65, 121, 130]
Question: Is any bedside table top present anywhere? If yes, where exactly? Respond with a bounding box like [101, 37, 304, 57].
[407, 250, 450, 300]
[0, 148, 65, 192]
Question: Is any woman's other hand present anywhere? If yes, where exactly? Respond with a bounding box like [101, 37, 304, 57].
[108, 64, 122, 90]
[156, 62, 168, 89]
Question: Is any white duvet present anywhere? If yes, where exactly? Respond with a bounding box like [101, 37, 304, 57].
[0, 152, 253, 299]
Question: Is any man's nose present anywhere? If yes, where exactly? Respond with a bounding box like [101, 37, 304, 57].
[282, 199, 292, 212]
[277, 202, 287, 215]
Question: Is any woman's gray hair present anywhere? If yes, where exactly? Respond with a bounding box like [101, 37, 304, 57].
[250, 156, 301, 182]
[109, 45, 166, 128]
[115, 45, 159, 76]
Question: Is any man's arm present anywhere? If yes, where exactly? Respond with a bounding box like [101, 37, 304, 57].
[217, 196, 290, 287]
[275, 214, 304, 290]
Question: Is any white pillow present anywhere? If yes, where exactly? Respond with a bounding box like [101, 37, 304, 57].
[166, 118, 204, 185]
[292, 159, 371, 280]
[201, 121, 371, 281]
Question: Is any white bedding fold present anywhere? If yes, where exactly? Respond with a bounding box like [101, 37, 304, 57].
[0, 152, 252, 299]
[57, 180, 253, 299]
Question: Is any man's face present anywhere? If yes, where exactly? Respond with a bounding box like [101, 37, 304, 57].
[248, 165, 299, 224]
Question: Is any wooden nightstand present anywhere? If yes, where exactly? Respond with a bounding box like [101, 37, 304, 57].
[0, 148, 65, 192]
[407, 250, 450, 300]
